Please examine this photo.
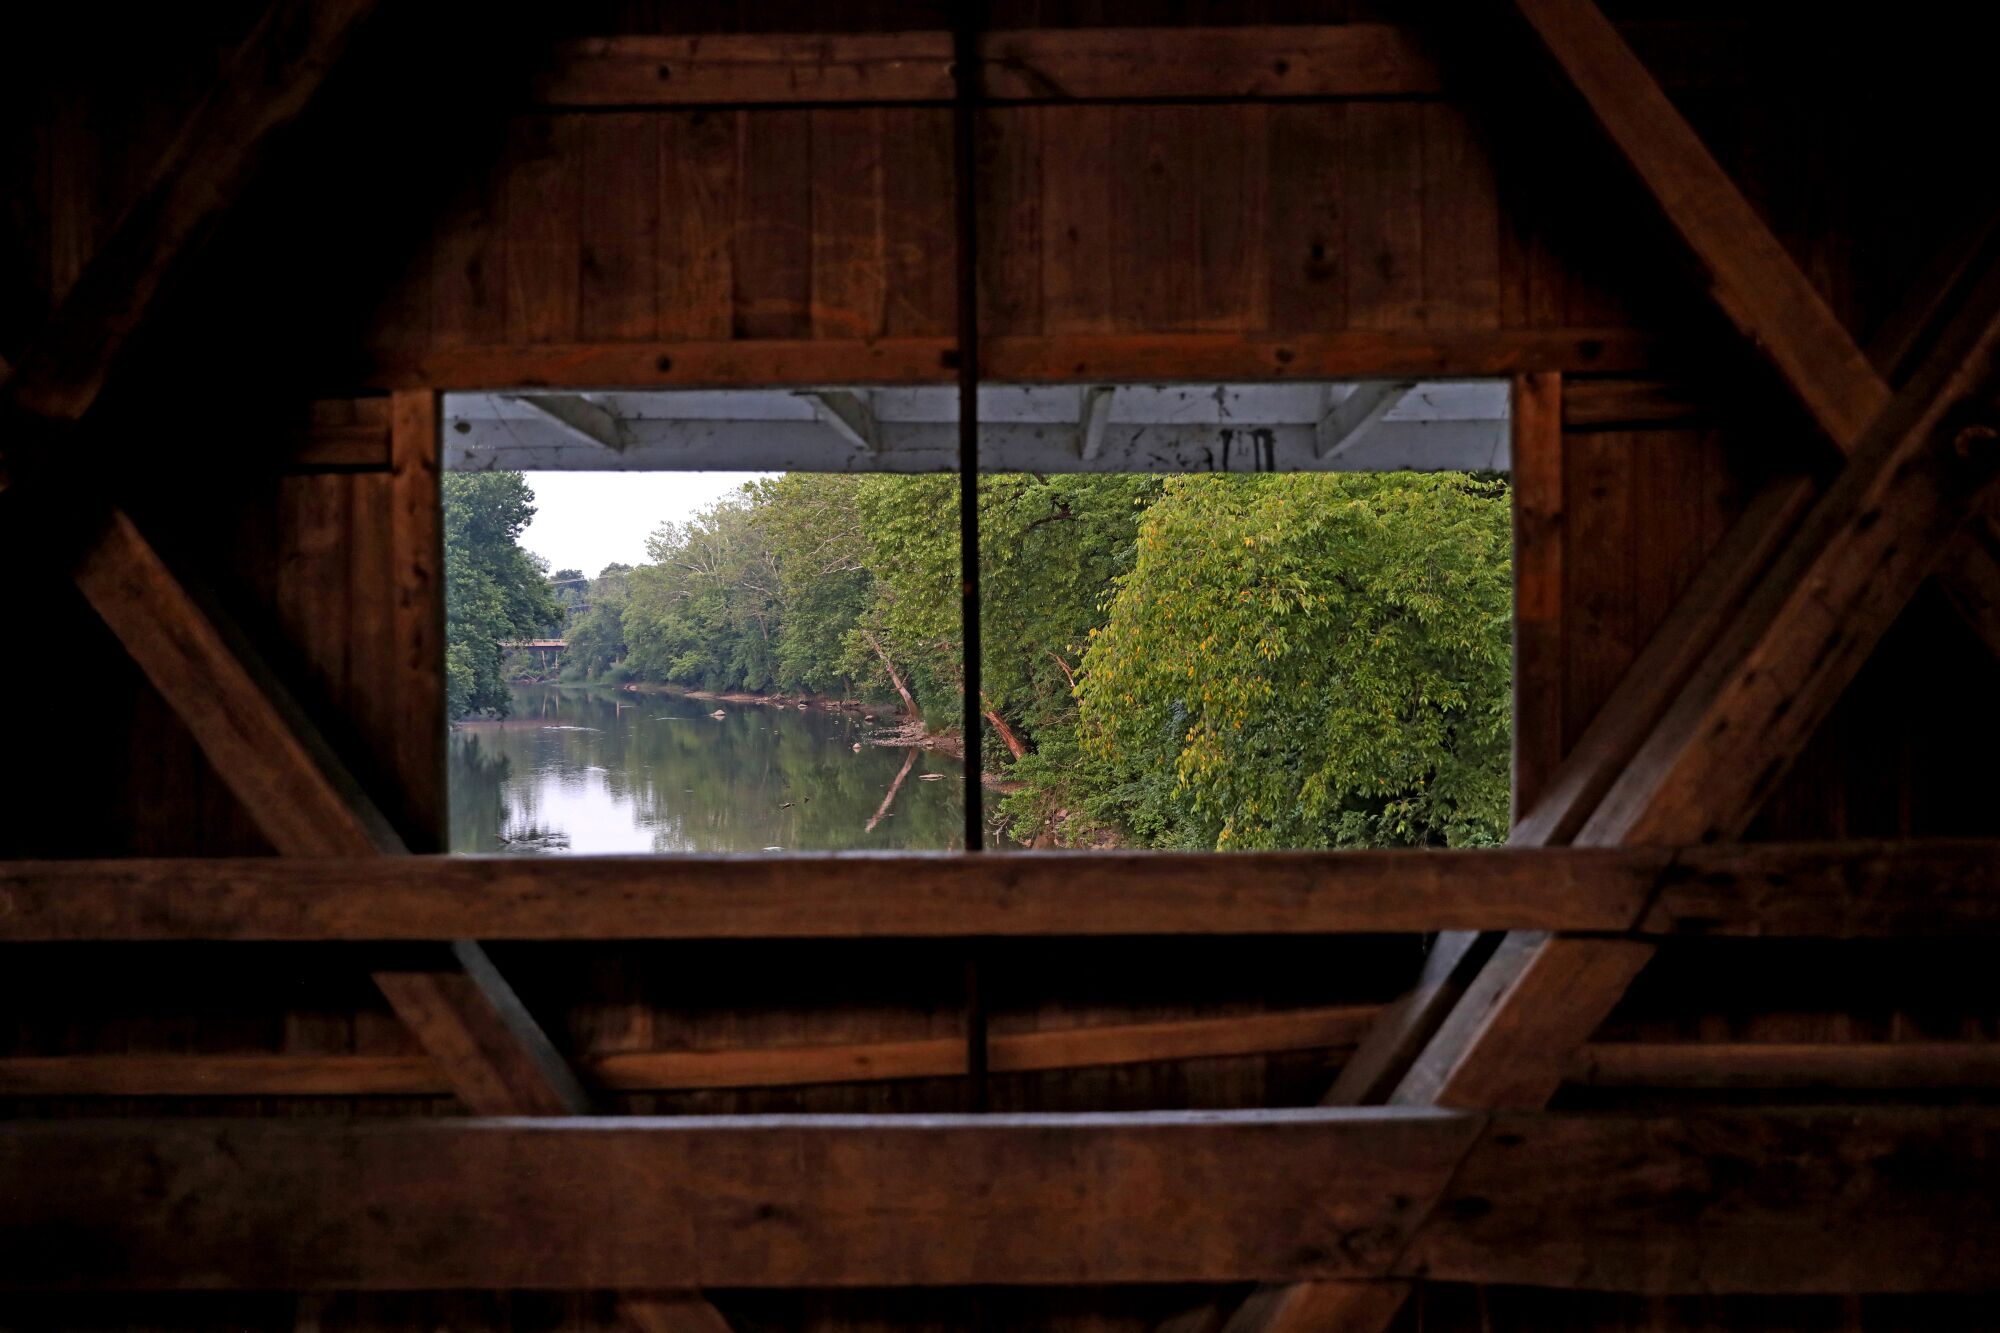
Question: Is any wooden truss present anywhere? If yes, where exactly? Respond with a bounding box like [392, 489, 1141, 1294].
[4, 0, 2000, 1314]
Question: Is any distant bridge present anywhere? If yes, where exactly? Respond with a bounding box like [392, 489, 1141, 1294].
[501, 639, 567, 651]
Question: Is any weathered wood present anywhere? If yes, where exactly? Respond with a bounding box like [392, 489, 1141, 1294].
[622, 1294, 737, 1333]
[1510, 372, 1564, 815]
[1579, 267, 2000, 847]
[1569, 1041, 2000, 1090]
[532, 28, 1442, 108]
[1389, 932, 1653, 1109]
[3, 1108, 1994, 1292]
[19, 1031, 2000, 1102]
[384, 389, 446, 849]
[1322, 933, 1494, 1107]
[362, 330, 1655, 391]
[281, 397, 394, 471]
[1559, 376, 1702, 428]
[0, 0, 387, 433]
[1399, 1107, 2000, 1293]
[536, 33, 956, 106]
[1221, 1283, 1412, 1333]
[6, 840, 2000, 943]
[371, 941, 590, 1116]
[0, 1111, 1482, 1290]
[0, 1006, 1387, 1099]
[1509, 476, 1817, 847]
[1508, 0, 1887, 447]
[67, 510, 403, 858]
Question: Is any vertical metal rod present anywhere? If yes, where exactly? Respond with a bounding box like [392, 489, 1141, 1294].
[951, 9, 990, 1112]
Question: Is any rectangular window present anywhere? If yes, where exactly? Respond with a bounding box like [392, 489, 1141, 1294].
[442, 381, 1511, 855]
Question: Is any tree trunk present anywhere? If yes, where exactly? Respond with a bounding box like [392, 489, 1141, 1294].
[859, 629, 922, 724]
[981, 700, 1029, 761]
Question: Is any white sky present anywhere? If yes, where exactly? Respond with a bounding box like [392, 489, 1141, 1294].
[518, 471, 775, 578]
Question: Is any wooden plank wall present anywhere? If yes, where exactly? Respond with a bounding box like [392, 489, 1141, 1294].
[362, 97, 1657, 362]
[5, 5, 2000, 1331]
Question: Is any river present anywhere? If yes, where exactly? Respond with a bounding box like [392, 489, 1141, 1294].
[449, 685, 964, 853]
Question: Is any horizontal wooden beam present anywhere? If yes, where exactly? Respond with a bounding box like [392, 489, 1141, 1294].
[360, 330, 1656, 392]
[3, 840, 1996, 943]
[533, 27, 1443, 107]
[0, 836, 1992, 940]
[1569, 1041, 2000, 1090]
[15, 1032, 1999, 1101]
[0, 1006, 1385, 1098]
[3, 1108, 1994, 1292]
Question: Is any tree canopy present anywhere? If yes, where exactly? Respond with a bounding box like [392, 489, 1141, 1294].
[443, 468, 1512, 849]
[442, 472, 558, 718]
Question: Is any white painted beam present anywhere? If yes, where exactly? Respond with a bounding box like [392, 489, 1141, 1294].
[1316, 380, 1415, 460]
[1078, 385, 1115, 461]
[804, 390, 878, 452]
[506, 394, 625, 452]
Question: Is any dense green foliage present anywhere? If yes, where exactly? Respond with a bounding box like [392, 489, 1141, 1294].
[1070, 473, 1512, 849]
[447, 469, 1512, 848]
[442, 472, 558, 718]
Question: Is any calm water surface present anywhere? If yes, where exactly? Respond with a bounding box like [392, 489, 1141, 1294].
[450, 685, 963, 853]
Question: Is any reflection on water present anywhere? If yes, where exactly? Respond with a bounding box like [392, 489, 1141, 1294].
[450, 685, 963, 853]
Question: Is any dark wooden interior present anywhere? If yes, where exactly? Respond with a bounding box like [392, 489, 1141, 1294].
[5, 2, 2000, 1329]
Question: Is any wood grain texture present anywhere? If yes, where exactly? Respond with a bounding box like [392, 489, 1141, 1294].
[1580, 271, 2000, 847]
[0, 0, 386, 430]
[1388, 932, 1653, 1109]
[0, 1110, 1486, 1290]
[0, 1006, 1386, 1098]
[1400, 1107, 2000, 1293]
[532, 28, 1442, 108]
[66, 510, 403, 859]
[1509, 0, 1888, 447]
[1509, 475, 1816, 847]
[362, 330, 1654, 391]
[4, 1109, 1994, 1292]
[1510, 372, 1564, 816]
[5, 841, 1999, 942]
[371, 941, 590, 1116]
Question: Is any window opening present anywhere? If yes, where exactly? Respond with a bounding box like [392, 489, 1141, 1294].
[441, 382, 1511, 856]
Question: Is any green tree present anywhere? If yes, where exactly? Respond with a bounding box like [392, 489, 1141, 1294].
[442, 472, 558, 718]
[1074, 472, 1511, 850]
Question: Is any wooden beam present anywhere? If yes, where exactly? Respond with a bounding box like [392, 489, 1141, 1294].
[0, 1006, 1387, 1099]
[4, 1108, 1995, 1292]
[1569, 1041, 2000, 1090]
[361, 330, 1657, 392]
[1315, 381, 1413, 460]
[1398, 269, 2000, 1119]
[507, 393, 626, 452]
[1319, 932, 1494, 1107]
[1579, 274, 2000, 847]
[371, 940, 590, 1115]
[804, 389, 878, 452]
[1221, 1282, 1411, 1333]
[1504, 0, 2000, 666]
[6, 839, 2000, 943]
[66, 509, 403, 858]
[1509, 475, 1817, 847]
[19, 1031, 2000, 1103]
[1398, 1107, 2000, 1293]
[1388, 932, 1653, 1108]
[1507, 0, 1886, 447]
[532, 27, 1445, 107]
[1078, 384, 1115, 461]
[0, 0, 387, 433]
